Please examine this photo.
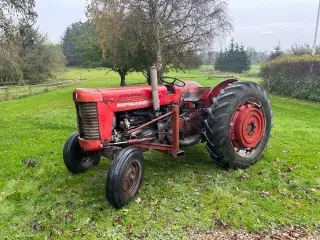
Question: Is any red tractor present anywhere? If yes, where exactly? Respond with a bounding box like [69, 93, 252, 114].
[63, 66, 272, 208]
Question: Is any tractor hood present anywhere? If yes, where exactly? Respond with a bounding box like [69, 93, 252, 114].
[99, 85, 169, 102]
[73, 81, 212, 104]
[73, 85, 169, 103]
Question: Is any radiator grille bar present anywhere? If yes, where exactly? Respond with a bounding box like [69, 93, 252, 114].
[77, 103, 100, 140]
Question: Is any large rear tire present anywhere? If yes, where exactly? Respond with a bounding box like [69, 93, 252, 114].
[106, 147, 144, 209]
[63, 132, 100, 174]
[204, 81, 273, 169]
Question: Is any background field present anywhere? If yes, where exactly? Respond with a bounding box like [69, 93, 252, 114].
[0, 68, 319, 239]
[0, 80, 86, 102]
[200, 64, 260, 74]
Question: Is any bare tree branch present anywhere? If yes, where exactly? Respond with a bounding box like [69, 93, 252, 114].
[89, 0, 232, 77]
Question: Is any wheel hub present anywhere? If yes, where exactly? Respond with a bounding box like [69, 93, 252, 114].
[122, 161, 141, 197]
[231, 103, 265, 149]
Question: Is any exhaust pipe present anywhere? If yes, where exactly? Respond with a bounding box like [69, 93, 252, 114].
[150, 66, 160, 112]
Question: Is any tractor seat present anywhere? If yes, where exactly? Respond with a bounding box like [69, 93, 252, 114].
[181, 87, 211, 102]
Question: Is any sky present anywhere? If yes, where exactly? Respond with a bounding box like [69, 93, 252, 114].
[35, 0, 320, 51]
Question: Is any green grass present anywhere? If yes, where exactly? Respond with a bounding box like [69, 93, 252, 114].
[0, 68, 319, 239]
[250, 64, 261, 74]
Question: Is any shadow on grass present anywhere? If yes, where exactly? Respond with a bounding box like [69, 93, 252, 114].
[62, 144, 228, 209]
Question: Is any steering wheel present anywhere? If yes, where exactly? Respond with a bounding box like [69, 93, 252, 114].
[160, 76, 186, 87]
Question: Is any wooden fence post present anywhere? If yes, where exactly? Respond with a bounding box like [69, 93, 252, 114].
[5, 87, 9, 100]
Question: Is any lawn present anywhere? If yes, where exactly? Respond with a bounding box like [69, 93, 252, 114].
[0, 68, 319, 239]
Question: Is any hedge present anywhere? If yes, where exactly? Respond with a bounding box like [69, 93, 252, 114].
[260, 55, 320, 102]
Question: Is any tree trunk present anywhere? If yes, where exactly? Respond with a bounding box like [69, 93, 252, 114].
[119, 71, 126, 86]
[146, 68, 151, 85]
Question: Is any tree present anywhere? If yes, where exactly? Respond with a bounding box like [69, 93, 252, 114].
[89, 0, 232, 82]
[246, 47, 269, 65]
[86, 3, 152, 85]
[289, 43, 320, 56]
[0, 24, 66, 84]
[18, 24, 66, 83]
[181, 51, 203, 69]
[268, 42, 283, 61]
[0, 0, 37, 37]
[70, 21, 102, 68]
[214, 39, 251, 73]
[0, 1, 66, 84]
[61, 24, 84, 66]
[0, 38, 22, 83]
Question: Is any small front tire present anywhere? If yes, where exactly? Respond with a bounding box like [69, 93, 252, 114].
[63, 132, 100, 174]
[106, 147, 144, 209]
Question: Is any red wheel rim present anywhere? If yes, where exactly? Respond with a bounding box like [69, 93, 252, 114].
[230, 102, 265, 151]
[122, 160, 141, 197]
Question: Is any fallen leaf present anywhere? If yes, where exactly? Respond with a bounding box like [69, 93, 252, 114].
[113, 216, 122, 223]
[135, 197, 142, 204]
[174, 207, 181, 212]
[64, 214, 75, 223]
[215, 219, 230, 229]
[238, 175, 245, 182]
[128, 224, 133, 234]
[53, 229, 64, 236]
[22, 158, 37, 168]
[91, 225, 97, 230]
[284, 225, 294, 233]
[151, 199, 160, 205]
[168, 179, 175, 188]
[260, 191, 270, 198]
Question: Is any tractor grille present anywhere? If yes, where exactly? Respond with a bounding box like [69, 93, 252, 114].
[76, 103, 100, 140]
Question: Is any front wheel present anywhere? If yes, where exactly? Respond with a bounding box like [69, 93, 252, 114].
[106, 147, 144, 209]
[63, 132, 100, 174]
[204, 81, 273, 169]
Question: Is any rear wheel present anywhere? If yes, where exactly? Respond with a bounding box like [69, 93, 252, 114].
[63, 132, 100, 174]
[204, 81, 273, 168]
[106, 147, 144, 209]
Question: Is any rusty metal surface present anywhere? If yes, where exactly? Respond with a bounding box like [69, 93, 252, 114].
[133, 143, 172, 152]
[122, 160, 142, 197]
[172, 104, 180, 155]
[128, 138, 155, 144]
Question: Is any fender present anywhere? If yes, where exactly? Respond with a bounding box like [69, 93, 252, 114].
[204, 78, 238, 107]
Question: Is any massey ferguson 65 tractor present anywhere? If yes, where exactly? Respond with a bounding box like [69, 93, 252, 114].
[63, 66, 272, 208]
